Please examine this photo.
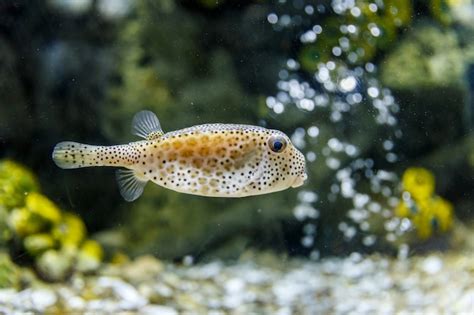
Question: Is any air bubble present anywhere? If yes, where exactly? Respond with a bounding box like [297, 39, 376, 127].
[307, 126, 319, 138]
[267, 13, 278, 24]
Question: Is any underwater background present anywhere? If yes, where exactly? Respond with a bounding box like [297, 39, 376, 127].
[0, 0, 473, 313]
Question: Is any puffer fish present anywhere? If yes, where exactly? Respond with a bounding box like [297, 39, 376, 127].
[52, 111, 307, 201]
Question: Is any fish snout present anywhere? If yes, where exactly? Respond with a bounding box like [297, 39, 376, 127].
[291, 172, 307, 188]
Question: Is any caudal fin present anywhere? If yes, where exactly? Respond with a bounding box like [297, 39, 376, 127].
[52, 141, 101, 169]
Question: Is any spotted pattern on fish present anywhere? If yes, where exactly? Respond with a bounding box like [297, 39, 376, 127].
[52, 111, 307, 201]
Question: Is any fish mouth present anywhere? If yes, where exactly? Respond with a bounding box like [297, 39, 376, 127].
[291, 172, 308, 188]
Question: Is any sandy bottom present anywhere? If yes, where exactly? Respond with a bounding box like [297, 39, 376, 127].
[0, 250, 473, 314]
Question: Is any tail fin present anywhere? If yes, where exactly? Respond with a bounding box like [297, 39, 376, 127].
[52, 141, 102, 169]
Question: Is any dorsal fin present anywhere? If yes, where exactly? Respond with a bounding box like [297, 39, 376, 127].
[131, 110, 163, 140]
[116, 169, 148, 202]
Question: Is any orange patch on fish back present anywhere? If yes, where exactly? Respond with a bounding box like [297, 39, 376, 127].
[185, 137, 197, 146]
[168, 152, 178, 161]
[200, 135, 210, 143]
[180, 148, 194, 158]
[197, 146, 210, 157]
[160, 142, 171, 150]
[172, 140, 183, 150]
[212, 135, 223, 145]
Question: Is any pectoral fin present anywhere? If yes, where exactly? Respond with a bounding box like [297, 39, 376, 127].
[234, 149, 265, 188]
[234, 148, 260, 169]
[116, 169, 148, 202]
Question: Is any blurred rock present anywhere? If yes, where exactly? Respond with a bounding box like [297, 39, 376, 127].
[420, 255, 443, 275]
[0, 253, 20, 289]
[381, 24, 467, 89]
[36, 249, 74, 282]
[95, 276, 148, 310]
[10, 288, 57, 313]
[141, 305, 178, 315]
[76, 240, 104, 273]
[121, 255, 164, 283]
[2, 251, 474, 313]
[23, 233, 55, 256]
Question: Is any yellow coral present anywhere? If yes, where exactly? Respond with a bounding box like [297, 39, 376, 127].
[402, 167, 435, 200]
[81, 240, 103, 260]
[111, 251, 130, 265]
[0, 160, 39, 209]
[7, 207, 44, 237]
[411, 208, 432, 239]
[0, 159, 105, 279]
[396, 167, 454, 240]
[52, 212, 86, 249]
[414, 197, 454, 239]
[429, 196, 453, 233]
[430, 0, 455, 25]
[25, 192, 61, 225]
[76, 239, 104, 272]
[385, 0, 413, 26]
[395, 199, 415, 217]
[0, 253, 20, 289]
[23, 233, 56, 256]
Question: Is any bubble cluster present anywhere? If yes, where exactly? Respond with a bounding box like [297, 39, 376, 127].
[267, 0, 408, 253]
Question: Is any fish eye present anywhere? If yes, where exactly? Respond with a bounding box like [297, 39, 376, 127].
[268, 135, 287, 153]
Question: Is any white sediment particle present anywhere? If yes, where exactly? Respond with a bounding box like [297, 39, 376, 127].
[10, 288, 57, 312]
[421, 256, 443, 275]
[95, 277, 147, 310]
[141, 305, 178, 315]
[223, 278, 246, 309]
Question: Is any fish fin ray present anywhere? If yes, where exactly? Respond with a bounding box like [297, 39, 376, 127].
[116, 169, 147, 202]
[131, 110, 163, 139]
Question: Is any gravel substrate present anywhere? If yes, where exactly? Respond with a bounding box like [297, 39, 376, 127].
[0, 251, 473, 314]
